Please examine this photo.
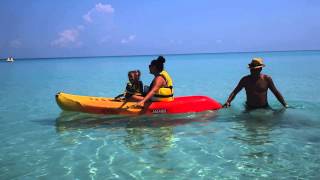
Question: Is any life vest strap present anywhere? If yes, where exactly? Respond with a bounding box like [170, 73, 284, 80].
[154, 94, 174, 98]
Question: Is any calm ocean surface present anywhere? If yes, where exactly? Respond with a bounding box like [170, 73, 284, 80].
[1, 51, 320, 179]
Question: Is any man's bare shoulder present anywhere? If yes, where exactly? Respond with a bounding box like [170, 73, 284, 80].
[239, 75, 250, 85]
[261, 74, 272, 81]
[241, 75, 251, 81]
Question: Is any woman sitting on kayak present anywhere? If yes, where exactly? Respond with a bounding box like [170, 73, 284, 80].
[136, 56, 174, 107]
[115, 70, 143, 100]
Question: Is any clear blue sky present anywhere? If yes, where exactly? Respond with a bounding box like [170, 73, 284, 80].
[0, 0, 319, 58]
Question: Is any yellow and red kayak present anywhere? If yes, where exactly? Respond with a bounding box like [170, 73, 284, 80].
[56, 92, 222, 115]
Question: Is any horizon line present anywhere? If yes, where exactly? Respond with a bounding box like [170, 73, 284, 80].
[2, 49, 320, 60]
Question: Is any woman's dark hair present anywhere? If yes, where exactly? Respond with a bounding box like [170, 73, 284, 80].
[150, 56, 166, 71]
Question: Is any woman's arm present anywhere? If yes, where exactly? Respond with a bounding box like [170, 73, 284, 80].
[136, 77, 165, 107]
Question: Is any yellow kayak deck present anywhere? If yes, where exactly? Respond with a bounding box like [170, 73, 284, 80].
[56, 92, 143, 115]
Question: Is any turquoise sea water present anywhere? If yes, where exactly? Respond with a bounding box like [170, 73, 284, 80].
[1, 51, 320, 179]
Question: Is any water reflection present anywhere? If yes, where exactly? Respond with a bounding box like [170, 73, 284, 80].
[124, 126, 174, 154]
[230, 107, 286, 146]
[55, 111, 130, 132]
[221, 107, 287, 175]
[55, 111, 219, 153]
[55, 111, 218, 131]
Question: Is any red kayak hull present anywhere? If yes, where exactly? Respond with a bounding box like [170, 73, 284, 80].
[56, 92, 222, 115]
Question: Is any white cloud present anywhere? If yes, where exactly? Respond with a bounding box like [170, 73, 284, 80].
[77, 25, 85, 31]
[96, 3, 114, 14]
[99, 36, 112, 44]
[52, 3, 115, 48]
[83, 3, 114, 23]
[83, 13, 93, 23]
[216, 39, 222, 44]
[51, 29, 82, 47]
[169, 39, 183, 45]
[10, 40, 22, 48]
[121, 35, 136, 44]
[128, 35, 135, 41]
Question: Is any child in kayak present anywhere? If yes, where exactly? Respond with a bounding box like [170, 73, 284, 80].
[115, 70, 144, 100]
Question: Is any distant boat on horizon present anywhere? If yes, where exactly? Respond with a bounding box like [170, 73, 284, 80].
[6, 57, 14, 62]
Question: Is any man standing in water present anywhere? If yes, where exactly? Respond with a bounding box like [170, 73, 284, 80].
[224, 58, 288, 109]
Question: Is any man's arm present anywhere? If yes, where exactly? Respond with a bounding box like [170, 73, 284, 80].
[223, 77, 245, 107]
[267, 76, 288, 107]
